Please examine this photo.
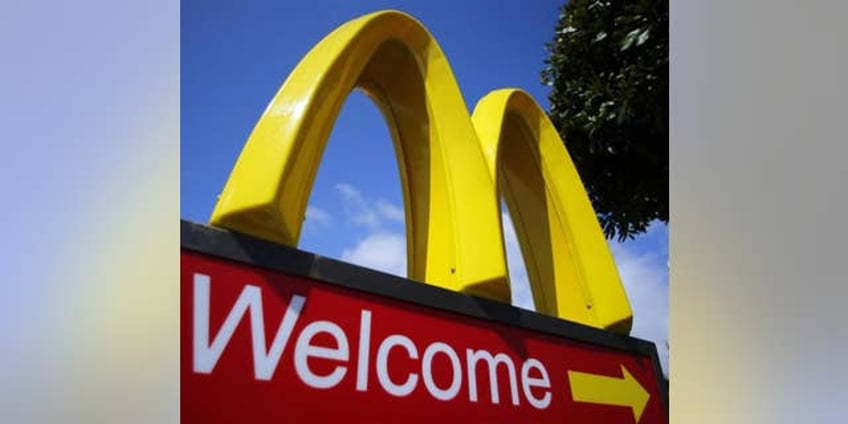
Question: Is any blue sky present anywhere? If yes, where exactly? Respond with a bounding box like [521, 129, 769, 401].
[181, 0, 668, 375]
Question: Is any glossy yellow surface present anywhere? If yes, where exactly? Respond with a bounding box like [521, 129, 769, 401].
[209, 10, 510, 302]
[567, 365, 650, 422]
[210, 10, 633, 334]
[472, 89, 632, 333]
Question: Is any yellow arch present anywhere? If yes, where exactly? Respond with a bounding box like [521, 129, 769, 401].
[210, 10, 633, 334]
[472, 89, 632, 334]
[209, 10, 510, 301]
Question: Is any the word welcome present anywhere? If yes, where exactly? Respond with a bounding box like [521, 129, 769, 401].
[192, 273, 552, 409]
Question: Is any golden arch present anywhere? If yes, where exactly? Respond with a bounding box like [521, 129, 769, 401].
[472, 89, 632, 333]
[210, 10, 632, 334]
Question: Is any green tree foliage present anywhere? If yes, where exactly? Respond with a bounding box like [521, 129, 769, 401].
[542, 0, 668, 241]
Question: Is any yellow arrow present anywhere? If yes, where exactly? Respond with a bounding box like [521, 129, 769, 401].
[567, 365, 650, 423]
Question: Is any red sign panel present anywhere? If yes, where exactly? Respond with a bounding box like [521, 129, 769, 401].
[181, 249, 666, 423]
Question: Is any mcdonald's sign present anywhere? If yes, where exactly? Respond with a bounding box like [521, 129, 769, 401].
[182, 10, 667, 423]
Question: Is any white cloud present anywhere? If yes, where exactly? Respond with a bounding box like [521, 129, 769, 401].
[609, 228, 670, 377]
[375, 199, 405, 223]
[336, 183, 380, 230]
[335, 183, 404, 230]
[335, 184, 407, 277]
[304, 205, 332, 230]
[341, 232, 406, 277]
